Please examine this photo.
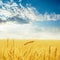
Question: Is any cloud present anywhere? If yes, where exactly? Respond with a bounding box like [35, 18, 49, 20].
[19, 0, 22, 2]
[0, 0, 2, 5]
[0, 0, 60, 39]
[7, 16, 30, 24]
[0, 22, 60, 39]
[0, 19, 6, 23]
[0, 9, 12, 20]
[0, 0, 60, 24]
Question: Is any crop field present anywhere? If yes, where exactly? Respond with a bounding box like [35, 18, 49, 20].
[0, 40, 60, 60]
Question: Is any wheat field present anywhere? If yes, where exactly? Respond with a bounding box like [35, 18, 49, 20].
[0, 39, 60, 60]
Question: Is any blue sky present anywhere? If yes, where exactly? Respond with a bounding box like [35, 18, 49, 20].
[21, 0, 60, 14]
[2, 0, 60, 14]
[20, 0, 60, 14]
[31, 0, 60, 14]
[0, 0, 60, 39]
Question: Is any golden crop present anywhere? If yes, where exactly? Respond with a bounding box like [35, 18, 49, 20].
[0, 40, 60, 60]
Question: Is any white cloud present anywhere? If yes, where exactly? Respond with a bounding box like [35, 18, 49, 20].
[0, 22, 60, 39]
[0, 1, 2, 5]
[10, 0, 14, 3]
[0, 0, 60, 22]
[0, 9, 12, 20]
[0, 0, 60, 39]
[19, 0, 22, 2]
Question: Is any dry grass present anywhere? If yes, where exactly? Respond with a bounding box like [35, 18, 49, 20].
[0, 40, 60, 60]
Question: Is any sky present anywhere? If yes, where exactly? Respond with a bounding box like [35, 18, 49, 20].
[0, 0, 60, 39]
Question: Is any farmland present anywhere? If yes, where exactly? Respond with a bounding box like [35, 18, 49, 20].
[0, 40, 60, 60]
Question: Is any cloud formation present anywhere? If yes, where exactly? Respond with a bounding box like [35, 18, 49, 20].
[0, 0, 60, 24]
[0, 0, 60, 39]
[0, 22, 60, 39]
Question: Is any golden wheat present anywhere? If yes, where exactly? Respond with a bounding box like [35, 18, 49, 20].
[0, 40, 60, 60]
